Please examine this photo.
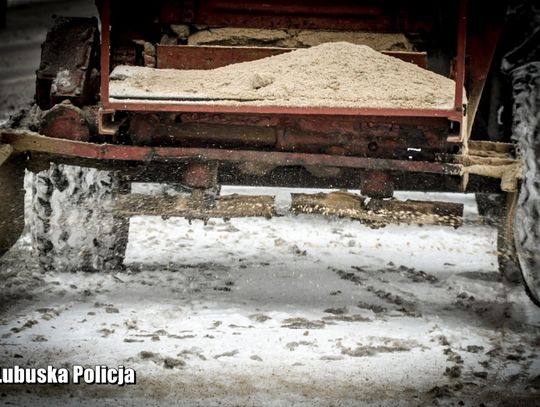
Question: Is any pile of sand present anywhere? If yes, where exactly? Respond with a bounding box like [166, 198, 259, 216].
[187, 28, 414, 51]
[110, 42, 456, 109]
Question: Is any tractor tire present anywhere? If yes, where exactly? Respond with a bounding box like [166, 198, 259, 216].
[476, 192, 522, 283]
[30, 164, 129, 272]
[0, 154, 26, 257]
[511, 62, 540, 306]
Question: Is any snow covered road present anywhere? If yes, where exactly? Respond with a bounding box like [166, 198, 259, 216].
[1, 187, 539, 406]
[1, 2, 539, 404]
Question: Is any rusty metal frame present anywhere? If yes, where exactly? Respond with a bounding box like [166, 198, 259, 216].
[100, 0, 111, 106]
[106, 103, 463, 119]
[464, 1, 505, 134]
[99, 0, 467, 123]
[1, 131, 462, 176]
[83, 0, 481, 194]
[453, 0, 467, 113]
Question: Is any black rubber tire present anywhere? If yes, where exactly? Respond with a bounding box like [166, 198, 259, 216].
[0, 154, 26, 256]
[475, 192, 522, 283]
[511, 62, 540, 306]
[30, 163, 129, 272]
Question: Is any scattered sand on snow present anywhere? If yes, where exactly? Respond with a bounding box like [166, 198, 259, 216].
[110, 42, 456, 109]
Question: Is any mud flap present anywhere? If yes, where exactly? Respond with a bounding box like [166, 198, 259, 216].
[0, 150, 26, 256]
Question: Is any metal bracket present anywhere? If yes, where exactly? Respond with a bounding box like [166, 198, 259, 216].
[98, 108, 126, 136]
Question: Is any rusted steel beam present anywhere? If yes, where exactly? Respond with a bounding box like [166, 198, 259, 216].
[465, 35, 492, 131]
[99, 0, 111, 105]
[453, 0, 467, 113]
[104, 101, 463, 121]
[129, 114, 277, 147]
[156, 45, 428, 70]
[117, 193, 275, 219]
[2, 131, 462, 175]
[128, 112, 448, 160]
[291, 191, 464, 227]
[464, 2, 505, 135]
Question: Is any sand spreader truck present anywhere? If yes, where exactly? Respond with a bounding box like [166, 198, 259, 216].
[0, 0, 538, 306]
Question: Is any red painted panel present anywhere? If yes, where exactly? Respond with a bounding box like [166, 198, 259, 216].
[156, 45, 428, 70]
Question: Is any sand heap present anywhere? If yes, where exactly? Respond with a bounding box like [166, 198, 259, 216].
[187, 28, 414, 51]
[110, 42, 456, 109]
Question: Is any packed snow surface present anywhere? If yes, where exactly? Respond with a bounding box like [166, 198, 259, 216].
[1, 186, 539, 406]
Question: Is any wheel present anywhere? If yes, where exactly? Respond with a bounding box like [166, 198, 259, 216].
[511, 62, 540, 306]
[30, 163, 129, 272]
[0, 154, 25, 256]
[475, 192, 521, 283]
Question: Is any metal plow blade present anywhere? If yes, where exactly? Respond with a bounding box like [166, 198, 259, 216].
[291, 191, 464, 227]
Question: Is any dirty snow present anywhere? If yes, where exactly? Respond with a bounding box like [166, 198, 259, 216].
[1, 186, 539, 406]
[1, 1, 540, 405]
